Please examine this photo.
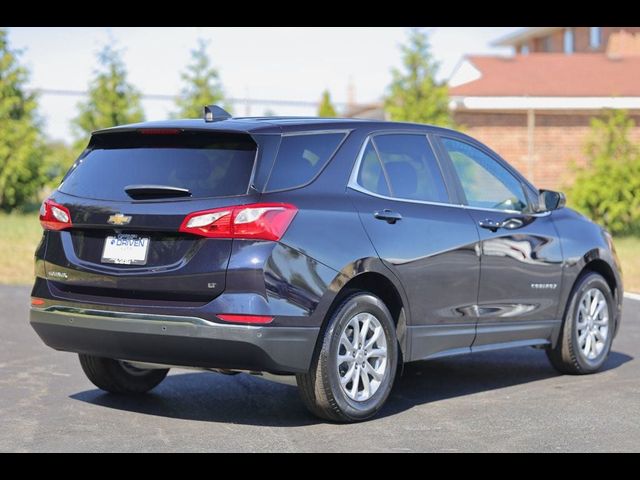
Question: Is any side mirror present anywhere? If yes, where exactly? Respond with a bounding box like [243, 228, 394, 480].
[538, 190, 566, 212]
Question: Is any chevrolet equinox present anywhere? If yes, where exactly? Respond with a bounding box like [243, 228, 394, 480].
[30, 106, 623, 422]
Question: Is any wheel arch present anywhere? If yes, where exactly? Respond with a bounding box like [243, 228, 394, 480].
[551, 210, 623, 339]
[559, 257, 621, 341]
[583, 259, 618, 299]
[582, 258, 620, 336]
[314, 259, 411, 368]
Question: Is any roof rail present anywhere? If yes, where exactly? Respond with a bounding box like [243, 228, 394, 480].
[203, 105, 232, 123]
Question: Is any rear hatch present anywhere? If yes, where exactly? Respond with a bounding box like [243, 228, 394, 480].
[42, 129, 260, 307]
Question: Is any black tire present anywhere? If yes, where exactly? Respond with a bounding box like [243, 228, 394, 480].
[546, 272, 615, 375]
[78, 354, 169, 394]
[296, 292, 398, 422]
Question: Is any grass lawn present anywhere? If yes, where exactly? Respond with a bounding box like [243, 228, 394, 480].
[614, 237, 640, 294]
[0, 213, 43, 286]
[0, 213, 639, 293]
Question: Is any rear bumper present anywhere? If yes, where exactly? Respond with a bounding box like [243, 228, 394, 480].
[30, 306, 319, 374]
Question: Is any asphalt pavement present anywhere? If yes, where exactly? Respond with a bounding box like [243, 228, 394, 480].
[1, 285, 638, 452]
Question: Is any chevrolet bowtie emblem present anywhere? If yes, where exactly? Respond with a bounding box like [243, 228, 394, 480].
[107, 214, 132, 226]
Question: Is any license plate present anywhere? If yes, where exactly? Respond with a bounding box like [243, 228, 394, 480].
[101, 234, 150, 265]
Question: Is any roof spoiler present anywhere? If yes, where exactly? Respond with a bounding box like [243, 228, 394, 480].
[204, 105, 232, 123]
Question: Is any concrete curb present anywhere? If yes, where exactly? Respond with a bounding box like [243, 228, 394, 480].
[624, 292, 640, 302]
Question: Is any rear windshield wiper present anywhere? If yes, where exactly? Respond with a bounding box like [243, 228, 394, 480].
[124, 185, 192, 199]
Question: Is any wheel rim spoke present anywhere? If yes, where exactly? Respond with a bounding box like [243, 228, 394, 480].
[351, 317, 360, 346]
[365, 362, 383, 382]
[341, 363, 356, 386]
[584, 333, 592, 357]
[590, 333, 599, 358]
[337, 354, 352, 364]
[578, 329, 589, 346]
[340, 332, 354, 353]
[579, 302, 589, 319]
[593, 300, 606, 319]
[366, 348, 387, 360]
[359, 316, 371, 347]
[364, 326, 382, 350]
[360, 368, 371, 399]
[589, 292, 598, 315]
[350, 366, 361, 398]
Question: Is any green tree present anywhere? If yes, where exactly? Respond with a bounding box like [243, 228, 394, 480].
[72, 44, 144, 144]
[0, 29, 48, 211]
[317, 90, 337, 117]
[42, 141, 76, 191]
[384, 28, 453, 126]
[567, 109, 640, 235]
[174, 39, 226, 119]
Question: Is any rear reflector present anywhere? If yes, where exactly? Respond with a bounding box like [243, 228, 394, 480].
[31, 298, 45, 306]
[39, 199, 72, 231]
[216, 314, 274, 325]
[180, 203, 297, 241]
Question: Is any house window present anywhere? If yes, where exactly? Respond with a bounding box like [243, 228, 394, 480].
[564, 28, 575, 54]
[590, 27, 602, 48]
[521, 44, 530, 55]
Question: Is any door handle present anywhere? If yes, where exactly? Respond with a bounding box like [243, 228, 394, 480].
[478, 217, 525, 232]
[478, 219, 501, 232]
[374, 209, 403, 224]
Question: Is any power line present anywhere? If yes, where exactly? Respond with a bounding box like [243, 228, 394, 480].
[28, 88, 353, 109]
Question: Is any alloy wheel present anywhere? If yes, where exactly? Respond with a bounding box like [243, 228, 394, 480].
[576, 288, 609, 362]
[337, 312, 388, 402]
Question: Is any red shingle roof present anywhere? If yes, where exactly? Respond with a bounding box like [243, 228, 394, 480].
[449, 54, 640, 97]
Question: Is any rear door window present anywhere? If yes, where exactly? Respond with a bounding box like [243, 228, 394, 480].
[265, 132, 346, 191]
[360, 134, 449, 203]
[59, 132, 257, 201]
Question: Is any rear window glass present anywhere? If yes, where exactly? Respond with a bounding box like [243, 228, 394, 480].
[265, 132, 346, 191]
[59, 132, 256, 201]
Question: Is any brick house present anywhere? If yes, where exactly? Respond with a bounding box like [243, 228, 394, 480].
[449, 27, 640, 189]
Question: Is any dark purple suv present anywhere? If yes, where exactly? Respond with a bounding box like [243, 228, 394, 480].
[30, 107, 623, 422]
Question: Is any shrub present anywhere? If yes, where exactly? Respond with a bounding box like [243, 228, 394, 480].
[567, 110, 640, 236]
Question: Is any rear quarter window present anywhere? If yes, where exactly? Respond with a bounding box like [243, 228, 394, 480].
[265, 132, 347, 191]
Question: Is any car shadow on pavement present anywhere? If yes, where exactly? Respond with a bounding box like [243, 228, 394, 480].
[70, 348, 632, 426]
[380, 349, 632, 419]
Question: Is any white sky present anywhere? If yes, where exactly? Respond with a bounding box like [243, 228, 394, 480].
[7, 27, 516, 143]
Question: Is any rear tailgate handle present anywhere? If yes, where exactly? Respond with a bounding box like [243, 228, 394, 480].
[374, 209, 403, 224]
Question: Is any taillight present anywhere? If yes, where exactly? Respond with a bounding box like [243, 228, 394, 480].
[179, 203, 297, 241]
[39, 199, 72, 231]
